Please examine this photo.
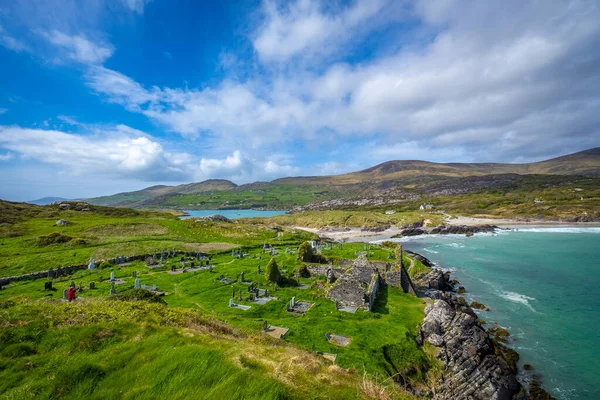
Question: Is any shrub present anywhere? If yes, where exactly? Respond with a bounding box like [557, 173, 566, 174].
[265, 258, 282, 284]
[98, 261, 113, 269]
[109, 289, 167, 304]
[37, 232, 72, 247]
[297, 241, 315, 262]
[71, 238, 88, 246]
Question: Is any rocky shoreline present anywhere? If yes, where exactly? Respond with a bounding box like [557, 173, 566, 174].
[411, 252, 555, 400]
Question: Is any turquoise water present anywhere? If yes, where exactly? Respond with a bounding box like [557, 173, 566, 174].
[394, 227, 600, 400]
[181, 209, 287, 219]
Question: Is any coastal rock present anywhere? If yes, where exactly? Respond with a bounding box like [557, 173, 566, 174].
[421, 298, 521, 399]
[430, 224, 498, 235]
[394, 227, 426, 237]
[414, 268, 450, 291]
[195, 214, 232, 223]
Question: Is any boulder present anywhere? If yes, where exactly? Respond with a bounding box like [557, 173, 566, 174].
[196, 214, 232, 223]
[55, 219, 70, 226]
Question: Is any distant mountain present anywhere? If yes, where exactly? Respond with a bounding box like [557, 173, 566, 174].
[87, 148, 600, 210]
[27, 197, 69, 205]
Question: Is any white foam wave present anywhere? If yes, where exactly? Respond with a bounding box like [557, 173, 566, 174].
[500, 291, 538, 313]
[515, 227, 600, 234]
[445, 242, 465, 248]
[423, 248, 439, 254]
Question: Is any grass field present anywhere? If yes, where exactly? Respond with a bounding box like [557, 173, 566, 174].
[0, 298, 416, 399]
[0, 203, 437, 398]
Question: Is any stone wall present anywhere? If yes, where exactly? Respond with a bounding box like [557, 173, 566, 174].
[0, 250, 208, 285]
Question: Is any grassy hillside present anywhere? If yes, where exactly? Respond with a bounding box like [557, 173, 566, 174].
[0, 298, 414, 399]
[0, 200, 315, 277]
[0, 205, 440, 398]
[84, 148, 600, 213]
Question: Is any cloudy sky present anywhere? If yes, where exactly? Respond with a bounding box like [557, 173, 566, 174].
[0, 0, 599, 201]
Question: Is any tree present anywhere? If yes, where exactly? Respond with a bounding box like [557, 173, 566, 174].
[297, 241, 315, 262]
[265, 258, 282, 284]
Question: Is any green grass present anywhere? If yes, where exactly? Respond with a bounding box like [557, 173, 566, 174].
[0, 299, 407, 399]
[0, 201, 316, 277]
[0, 243, 432, 387]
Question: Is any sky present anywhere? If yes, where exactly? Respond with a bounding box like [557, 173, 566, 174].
[0, 0, 599, 201]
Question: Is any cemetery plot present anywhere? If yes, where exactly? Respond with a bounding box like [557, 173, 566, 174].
[263, 324, 289, 339]
[326, 332, 351, 347]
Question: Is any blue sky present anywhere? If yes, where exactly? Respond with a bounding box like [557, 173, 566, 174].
[0, 0, 599, 201]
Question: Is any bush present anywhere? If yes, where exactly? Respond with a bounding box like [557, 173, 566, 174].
[98, 261, 113, 269]
[297, 241, 315, 262]
[265, 258, 282, 284]
[109, 289, 167, 304]
[37, 232, 73, 247]
[71, 238, 88, 246]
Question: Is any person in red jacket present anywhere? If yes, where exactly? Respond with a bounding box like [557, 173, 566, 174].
[67, 287, 76, 302]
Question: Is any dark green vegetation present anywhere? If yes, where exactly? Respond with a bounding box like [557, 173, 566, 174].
[86, 148, 600, 219]
[0, 204, 437, 398]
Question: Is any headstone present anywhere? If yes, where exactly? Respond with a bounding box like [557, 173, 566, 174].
[88, 257, 96, 270]
[78, 282, 83, 291]
[56, 266, 63, 277]
[240, 271, 244, 282]
[44, 281, 53, 290]
[63, 289, 69, 299]
[208, 264, 213, 273]
[265, 289, 268, 297]
[135, 278, 140, 289]
[132, 271, 137, 278]
[263, 321, 268, 331]
[229, 298, 234, 307]
[110, 271, 115, 281]
[232, 249, 235, 257]
[70, 281, 76, 288]
[110, 282, 117, 295]
[153, 249, 157, 260]
[238, 289, 242, 301]
[89, 281, 95, 290]
[291, 296, 296, 308]
[48, 268, 55, 279]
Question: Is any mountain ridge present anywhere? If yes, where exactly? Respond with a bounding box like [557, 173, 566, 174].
[87, 147, 600, 210]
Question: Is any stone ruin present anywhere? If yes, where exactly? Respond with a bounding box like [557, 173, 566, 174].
[326, 246, 417, 311]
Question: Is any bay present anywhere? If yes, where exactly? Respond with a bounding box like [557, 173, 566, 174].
[391, 227, 600, 400]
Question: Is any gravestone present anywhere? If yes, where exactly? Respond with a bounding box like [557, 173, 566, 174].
[56, 266, 63, 277]
[240, 271, 244, 282]
[110, 282, 117, 295]
[265, 289, 268, 297]
[232, 249, 235, 257]
[153, 249, 157, 260]
[44, 281, 53, 290]
[48, 268, 55, 279]
[63, 289, 68, 299]
[208, 264, 213, 273]
[263, 321, 268, 331]
[229, 298, 234, 307]
[88, 257, 96, 270]
[132, 271, 137, 278]
[89, 281, 95, 290]
[70, 281, 76, 288]
[291, 296, 296, 308]
[134, 278, 140, 289]
[238, 289, 242, 301]
[78, 282, 83, 291]
[110, 271, 115, 281]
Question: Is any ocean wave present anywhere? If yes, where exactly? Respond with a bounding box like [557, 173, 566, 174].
[515, 227, 600, 234]
[423, 248, 439, 254]
[500, 291, 538, 313]
[445, 242, 465, 248]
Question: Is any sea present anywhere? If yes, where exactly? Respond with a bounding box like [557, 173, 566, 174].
[385, 227, 600, 400]
[181, 209, 287, 219]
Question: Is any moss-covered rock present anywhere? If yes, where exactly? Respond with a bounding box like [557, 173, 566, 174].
[493, 341, 519, 374]
[470, 301, 490, 311]
[265, 258, 282, 284]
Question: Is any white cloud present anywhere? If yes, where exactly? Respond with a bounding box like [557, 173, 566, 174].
[0, 125, 193, 181]
[122, 0, 152, 14]
[0, 25, 30, 52]
[0, 152, 14, 161]
[57, 115, 78, 125]
[252, 0, 392, 63]
[197, 150, 299, 182]
[42, 30, 114, 64]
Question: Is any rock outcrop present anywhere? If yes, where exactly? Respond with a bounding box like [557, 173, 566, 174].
[420, 296, 522, 399]
[195, 214, 232, 223]
[430, 224, 498, 235]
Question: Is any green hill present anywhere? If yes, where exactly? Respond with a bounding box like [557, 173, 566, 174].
[84, 148, 600, 215]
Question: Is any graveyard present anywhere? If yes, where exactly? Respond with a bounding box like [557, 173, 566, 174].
[0, 201, 437, 398]
[0, 241, 430, 380]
